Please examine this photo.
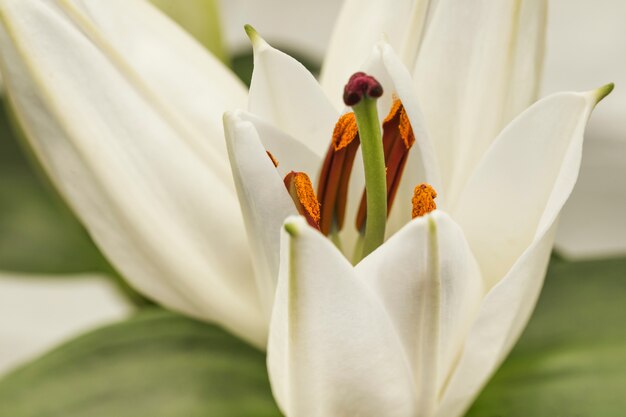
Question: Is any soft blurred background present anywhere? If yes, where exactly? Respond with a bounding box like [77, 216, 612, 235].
[0, 0, 624, 415]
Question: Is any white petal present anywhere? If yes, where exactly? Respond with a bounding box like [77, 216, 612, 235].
[436, 222, 557, 417]
[247, 27, 338, 157]
[0, 272, 133, 376]
[268, 217, 417, 417]
[453, 87, 610, 289]
[414, 0, 547, 204]
[0, 0, 265, 347]
[60, 0, 247, 171]
[234, 111, 323, 181]
[356, 211, 483, 414]
[224, 110, 299, 318]
[556, 137, 626, 258]
[320, 0, 437, 110]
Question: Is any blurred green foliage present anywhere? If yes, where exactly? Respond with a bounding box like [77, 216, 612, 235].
[0, 99, 112, 274]
[468, 257, 626, 417]
[0, 309, 280, 417]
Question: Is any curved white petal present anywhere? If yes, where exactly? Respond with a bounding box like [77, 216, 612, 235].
[224, 110, 299, 318]
[414, 0, 547, 204]
[234, 111, 323, 181]
[436, 222, 557, 417]
[60, 0, 247, 174]
[356, 211, 483, 414]
[363, 41, 442, 237]
[453, 87, 611, 289]
[320, 0, 438, 110]
[247, 27, 337, 157]
[0, 0, 266, 347]
[268, 217, 417, 417]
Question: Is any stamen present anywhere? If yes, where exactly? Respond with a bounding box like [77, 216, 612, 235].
[412, 183, 437, 218]
[356, 99, 415, 230]
[284, 171, 321, 230]
[317, 112, 360, 235]
[266, 151, 279, 168]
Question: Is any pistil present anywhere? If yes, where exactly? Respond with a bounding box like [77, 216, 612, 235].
[344, 72, 387, 259]
[356, 99, 416, 230]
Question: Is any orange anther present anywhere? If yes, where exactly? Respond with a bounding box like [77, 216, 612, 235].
[284, 171, 321, 230]
[317, 112, 361, 235]
[412, 183, 437, 218]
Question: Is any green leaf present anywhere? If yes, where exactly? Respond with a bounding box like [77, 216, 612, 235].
[467, 257, 626, 417]
[0, 309, 281, 417]
[0, 99, 112, 274]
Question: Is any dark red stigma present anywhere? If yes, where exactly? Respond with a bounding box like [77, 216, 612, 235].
[343, 72, 383, 106]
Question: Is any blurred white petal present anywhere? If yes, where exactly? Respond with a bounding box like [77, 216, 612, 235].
[414, 0, 547, 205]
[320, 0, 435, 110]
[0, 0, 265, 347]
[0, 272, 133, 376]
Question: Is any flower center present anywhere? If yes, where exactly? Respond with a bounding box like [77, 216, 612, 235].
[269, 72, 439, 261]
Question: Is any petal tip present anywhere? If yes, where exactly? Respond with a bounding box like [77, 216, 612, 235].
[284, 215, 306, 237]
[594, 82, 615, 104]
[244, 24, 267, 49]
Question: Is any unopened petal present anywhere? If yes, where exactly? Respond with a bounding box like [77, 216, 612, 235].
[268, 216, 417, 417]
[356, 211, 483, 414]
[453, 87, 610, 289]
[0, 0, 265, 346]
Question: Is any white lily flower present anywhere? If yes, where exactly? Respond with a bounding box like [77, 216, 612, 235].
[228, 31, 609, 417]
[0, 7, 610, 403]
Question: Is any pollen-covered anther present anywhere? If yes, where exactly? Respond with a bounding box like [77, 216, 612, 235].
[412, 183, 437, 218]
[317, 112, 361, 235]
[343, 72, 384, 106]
[284, 171, 321, 230]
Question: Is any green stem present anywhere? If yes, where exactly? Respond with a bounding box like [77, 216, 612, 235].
[353, 97, 387, 259]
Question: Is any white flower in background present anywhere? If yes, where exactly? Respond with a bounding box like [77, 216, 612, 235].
[0, 2, 611, 415]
